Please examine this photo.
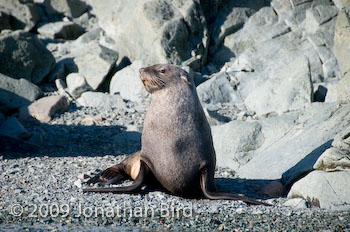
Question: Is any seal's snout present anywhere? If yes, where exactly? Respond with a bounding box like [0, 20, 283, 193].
[139, 68, 145, 81]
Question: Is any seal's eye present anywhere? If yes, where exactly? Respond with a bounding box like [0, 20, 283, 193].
[159, 69, 166, 74]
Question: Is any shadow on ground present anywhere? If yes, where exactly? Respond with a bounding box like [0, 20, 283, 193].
[215, 178, 279, 199]
[0, 112, 142, 159]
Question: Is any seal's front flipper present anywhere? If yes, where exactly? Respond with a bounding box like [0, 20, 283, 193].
[83, 161, 149, 194]
[86, 151, 141, 185]
[199, 167, 272, 206]
[86, 163, 127, 185]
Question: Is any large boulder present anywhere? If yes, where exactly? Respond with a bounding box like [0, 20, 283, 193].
[257, 111, 299, 150]
[223, 6, 290, 57]
[72, 42, 118, 90]
[109, 60, 149, 103]
[332, 130, 350, 151]
[213, 110, 298, 170]
[89, 0, 208, 65]
[288, 170, 350, 210]
[18, 95, 69, 123]
[214, 103, 350, 187]
[197, 72, 241, 105]
[304, 4, 338, 33]
[0, 73, 42, 113]
[209, 0, 269, 54]
[314, 130, 350, 171]
[305, 8, 340, 79]
[225, 25, 318, 101]
[257, 103, 350, 184]
[0, 0, 39, 31]
[314, 147, 350, 171]
[212, 120, 264, 170]
[270, 0, 335, 31]
[0, 30, 55, 84]
[338, 72, 350, 102]
[43, 0, 88, 18]
[333, 3, 350, 76]
[244, 57, 313, 116]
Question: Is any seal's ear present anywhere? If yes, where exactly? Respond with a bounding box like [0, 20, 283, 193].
[180, 75, 191, 86]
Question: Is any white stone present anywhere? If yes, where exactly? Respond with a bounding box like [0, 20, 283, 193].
[77, 92, 126, 110]
[283, 198, 309, 209]
[288, 170, 350, 210]
[74, 179, 82, 188]
[66, 73, 92, 99]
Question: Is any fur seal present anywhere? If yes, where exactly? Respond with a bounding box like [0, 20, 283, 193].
[84, 64, 270, 206]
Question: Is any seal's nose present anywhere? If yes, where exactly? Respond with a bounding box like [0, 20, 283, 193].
[139, 68, 145, 81]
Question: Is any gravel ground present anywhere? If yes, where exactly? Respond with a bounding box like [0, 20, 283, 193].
[1, 102, 350, 231]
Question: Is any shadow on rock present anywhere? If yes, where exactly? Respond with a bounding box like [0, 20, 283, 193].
[281, 140, 333, 189]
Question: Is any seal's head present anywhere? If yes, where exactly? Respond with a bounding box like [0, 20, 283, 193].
[139, 64, 192, 93]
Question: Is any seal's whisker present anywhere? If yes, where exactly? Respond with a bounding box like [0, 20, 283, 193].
[150, 78, 158, 87]
[151, 76, 165, 87]
[154, 77, 166, 87]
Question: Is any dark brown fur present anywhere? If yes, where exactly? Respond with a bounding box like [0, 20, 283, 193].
[84, 64, 270, 206]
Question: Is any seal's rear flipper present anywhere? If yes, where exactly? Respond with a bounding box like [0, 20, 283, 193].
[83, 161, 149, 194]
[199, 168, 272, 206]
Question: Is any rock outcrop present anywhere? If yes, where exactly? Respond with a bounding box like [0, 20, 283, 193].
[89, 0, 208, 66]
[1, 0, 350, 210]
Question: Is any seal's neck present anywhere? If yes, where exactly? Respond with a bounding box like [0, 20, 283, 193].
[150, 83, 194, 105]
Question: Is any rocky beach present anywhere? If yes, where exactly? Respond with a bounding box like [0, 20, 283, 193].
[0, 0, 350, 231]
